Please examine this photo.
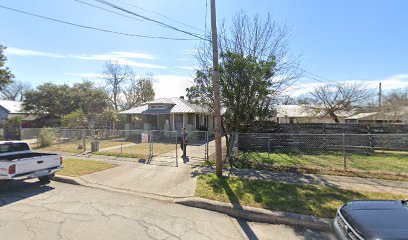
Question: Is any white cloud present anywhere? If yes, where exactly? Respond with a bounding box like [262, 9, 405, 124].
[5, 47, 64, 58]
[176, 66, 195, 71]
[154, 75, 194, 98]
[65, 73, 107, 78]
[73, 51, 165, 69]
[5, 47, 165, 69]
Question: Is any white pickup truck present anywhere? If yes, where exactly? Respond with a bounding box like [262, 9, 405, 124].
[0, 141, 63, 183]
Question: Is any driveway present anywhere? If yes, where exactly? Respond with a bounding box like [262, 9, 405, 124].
[0, 180, 335, 240]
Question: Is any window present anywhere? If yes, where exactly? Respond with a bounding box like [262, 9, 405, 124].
[188, 113, 194, 124]
[289, 117, 295, 124]
[150, 105, 165, 109]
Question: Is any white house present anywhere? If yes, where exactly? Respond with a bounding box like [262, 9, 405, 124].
[275, 105, 352, 124]
[0, 100, 32, 121]
[119, 97, 214, 131]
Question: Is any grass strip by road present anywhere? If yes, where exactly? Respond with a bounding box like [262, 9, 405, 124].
[233, 151, 408, 181]
[58, 158, 118, 177]
[196, 174, 405, 218]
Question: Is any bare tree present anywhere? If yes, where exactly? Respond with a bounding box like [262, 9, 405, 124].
[188, 11, 302, 118]
[308, 82, 373, 123]
[121, 74, 155, 110]
[102, 61, 133, 111]
[1, 80, 31, 101]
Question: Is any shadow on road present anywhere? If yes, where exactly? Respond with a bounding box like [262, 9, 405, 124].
[221, 179, 259, 240]
[0, 180, 54, 207]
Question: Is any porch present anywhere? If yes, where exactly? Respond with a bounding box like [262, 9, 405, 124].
[125, 113, 214, 132]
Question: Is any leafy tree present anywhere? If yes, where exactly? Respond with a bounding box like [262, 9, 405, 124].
[102, 61, 133, 111]
[61, 109, 87, 129]
[23, 81, 110, 125]
[122, 74, 155, 109]
[308, 82, 373, 123]
[24, 83, 73, 118]
[219, 51, 276, 131]
[0, 44, 14, 90]
[94, 109, 119, 129]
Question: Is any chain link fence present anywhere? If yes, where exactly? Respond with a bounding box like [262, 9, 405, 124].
[235, 133, 408, 177]
[20, 128, 217, 167]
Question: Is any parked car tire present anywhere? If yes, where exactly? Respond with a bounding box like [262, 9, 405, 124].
[38, 173, 55, 183]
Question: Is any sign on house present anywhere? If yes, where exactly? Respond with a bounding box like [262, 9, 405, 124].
[141, 132, 149, 143]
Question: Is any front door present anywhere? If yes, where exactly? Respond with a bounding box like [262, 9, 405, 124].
[196, 115, 200, 130]
[175, 114, 183, 130]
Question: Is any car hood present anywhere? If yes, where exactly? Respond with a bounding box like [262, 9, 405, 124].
[340, 200, 408, 240]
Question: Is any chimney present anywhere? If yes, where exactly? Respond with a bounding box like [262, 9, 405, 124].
[179, 96, 185, 100]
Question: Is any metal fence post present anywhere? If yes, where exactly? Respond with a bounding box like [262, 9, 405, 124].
[343, 133, 347, 173]
[268, 133, 271, 162]
[150, 130, 153, 160]
[205, 131, 209, 162]
[175, 131, 178, 167]
[58, 128, 61, 149]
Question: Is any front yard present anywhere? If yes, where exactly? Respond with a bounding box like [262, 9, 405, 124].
[196, 174, 405, 218]
[34, 139, 134, 154]
[232, 151, 408, 181]
[95, 142, 176, 159]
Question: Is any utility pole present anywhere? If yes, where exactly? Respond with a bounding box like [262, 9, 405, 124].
[210, 0, 222, 177]
[378, 82, 382, 111]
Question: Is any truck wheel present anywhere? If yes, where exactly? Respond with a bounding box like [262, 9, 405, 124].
[39, 174, 55, 183]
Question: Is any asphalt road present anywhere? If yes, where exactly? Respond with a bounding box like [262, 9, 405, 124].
[0, 180, 336, 240]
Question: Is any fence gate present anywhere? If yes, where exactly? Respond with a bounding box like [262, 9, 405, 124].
[149, 130, 178, 167]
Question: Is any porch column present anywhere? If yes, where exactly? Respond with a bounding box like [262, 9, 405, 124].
[172, 114, 175, 131]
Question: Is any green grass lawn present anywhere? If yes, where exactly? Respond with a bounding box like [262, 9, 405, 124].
[196, 174, 405, 218]
[96, 143, 175, 159]
[233, 151, 408, 181]
[58, 158, 118, 177]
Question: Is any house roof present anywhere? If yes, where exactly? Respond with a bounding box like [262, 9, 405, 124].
[276, 105, 352, 118]
[120, 97, 209, 115]
[346, 112, 378, 120]
[346, 111, 406, 121]
[0, 100, 25, 114]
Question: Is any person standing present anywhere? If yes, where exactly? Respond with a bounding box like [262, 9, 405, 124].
[182, 128, 188, 158]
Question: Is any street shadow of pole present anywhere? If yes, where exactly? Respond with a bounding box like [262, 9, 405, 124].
[221, 178, 259, 240]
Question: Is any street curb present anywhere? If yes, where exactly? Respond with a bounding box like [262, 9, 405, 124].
[53, 175, 86, 186]
[175, 197, 333, 232]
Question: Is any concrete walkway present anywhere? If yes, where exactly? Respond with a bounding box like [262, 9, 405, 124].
[199, 167, 408, 195]
[38, 146, 408, 198]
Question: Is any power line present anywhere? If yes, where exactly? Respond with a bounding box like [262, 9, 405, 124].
[92, 0, 208, 41]
[113, 0, 206, 34]
[71, 0, 144, 22]
[0, 4, 200, 41]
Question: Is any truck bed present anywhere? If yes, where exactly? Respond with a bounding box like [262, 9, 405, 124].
[0, 152, 59, 161]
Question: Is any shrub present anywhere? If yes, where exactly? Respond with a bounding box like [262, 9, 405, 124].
[38, 128, 56, 147]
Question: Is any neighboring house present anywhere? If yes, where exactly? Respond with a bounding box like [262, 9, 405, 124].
[275, 105, 351, 124]
[119, 97, 214, 131]
[0, 100, 33, 121]
[346, 111, 405, 124]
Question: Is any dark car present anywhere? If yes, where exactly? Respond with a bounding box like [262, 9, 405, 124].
[333, 200, 408, 240]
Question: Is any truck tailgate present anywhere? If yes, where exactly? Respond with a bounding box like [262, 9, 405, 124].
[14, 155, 61, 176]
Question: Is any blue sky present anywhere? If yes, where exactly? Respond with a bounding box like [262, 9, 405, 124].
[1, 0, 407, 99]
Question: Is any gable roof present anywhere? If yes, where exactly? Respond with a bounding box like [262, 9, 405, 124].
[119, 97, 209, 115]
[0, 100, 25, 114]
[276, 105, 352, 118]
